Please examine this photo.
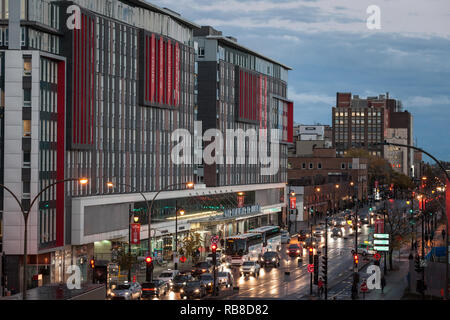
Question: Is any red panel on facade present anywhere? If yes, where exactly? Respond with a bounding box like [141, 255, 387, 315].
[264, 76, 267, 128]
[81, 14, 86, 145]
[158, 37, 163, 104]
[286, 101, 294, 143]
[167, 40, 172, 106]
[73, 25, 78, 145]
[174, 42, 179, 106]
[56, 61, 66, 247]
[145, 36, 149, 102]
[151, 34, 156, 103]
[90, 17, 95, 144]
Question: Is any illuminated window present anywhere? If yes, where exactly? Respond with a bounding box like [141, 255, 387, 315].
[23, 120, 31, 137]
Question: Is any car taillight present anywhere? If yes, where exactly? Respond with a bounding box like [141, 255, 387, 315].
[142, 288, 155, 291]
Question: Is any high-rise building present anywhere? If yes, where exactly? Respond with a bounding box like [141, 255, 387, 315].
[194, 26, 293, 188]
[332, 92, 414, 176]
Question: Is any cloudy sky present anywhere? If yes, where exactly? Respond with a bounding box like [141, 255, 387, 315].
[149, 0, 450, 161]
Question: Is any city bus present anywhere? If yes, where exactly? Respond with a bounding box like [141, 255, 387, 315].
[247, 226, 282, 253]
[225, 233, 264, 266]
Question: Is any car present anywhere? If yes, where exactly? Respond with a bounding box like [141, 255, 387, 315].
[281, 230, 290, 243]
[110, 281, 142, 300]
[362, 216, 369, 224]
[261, 251, 281, 267]
[141, 280, 169, 299]
[180, 280, 207, 299]
[157, 269, 180, 286]
[302, 237, 319, 248]
[240, 261, 261, 277]
[199, 273, 218, 293]
[206, 249, 224, 263]
[331, 227, 343, 237]
[191, 261, 213, 277]
[286, 243, 302, 257]
[357, 244, 376, 256]
[171, 273, 194, 292]
[217, 271, 234, 288]
[313, 227, 325, 237]
[297, 230, 308, 242]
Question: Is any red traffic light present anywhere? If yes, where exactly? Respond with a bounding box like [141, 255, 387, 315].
[309, 247, 313, 254]
[353, 254, 359, 264]
[145, 256, 152, 264]
[90, 259, 95, 268]
[211, 243, 217, 252]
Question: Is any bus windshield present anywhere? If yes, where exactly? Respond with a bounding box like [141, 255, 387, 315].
[225, 239, 247, 256]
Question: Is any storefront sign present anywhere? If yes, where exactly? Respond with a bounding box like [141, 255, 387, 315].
[223, 205, 261, 218]
[130, 223, 141, 244]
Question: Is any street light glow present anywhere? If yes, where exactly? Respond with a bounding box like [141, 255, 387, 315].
[79, 178, 89, 185]
[106, 182, 114, 188]
[186, 182, 195, 189]
[133, 216, 139, 223]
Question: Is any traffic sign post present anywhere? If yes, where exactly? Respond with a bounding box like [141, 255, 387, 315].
[307, 264, 314, 273]
[374, 253, 381, 261]
[360, 281, 368, 300]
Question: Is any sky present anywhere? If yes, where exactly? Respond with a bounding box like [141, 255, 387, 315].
[148, 0, 450, 162]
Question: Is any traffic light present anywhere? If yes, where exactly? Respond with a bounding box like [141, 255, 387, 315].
[353, 253, 359, 265]
[369, 207, 373, 212]
[211, 243, 217, 253]
[321, 255, 327, 283]
[146, 256, 154, 281]
[308, 247, 313, 264]
[90, 259, 95, 269]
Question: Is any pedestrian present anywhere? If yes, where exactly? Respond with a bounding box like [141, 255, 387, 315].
[381, 276, 386, 294]
[442, 229, 446, 241]
[318, 277, 324, 298]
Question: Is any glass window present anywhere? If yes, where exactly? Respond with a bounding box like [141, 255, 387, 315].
[23, 120, 31, 136]
[24, 57, 32, 76]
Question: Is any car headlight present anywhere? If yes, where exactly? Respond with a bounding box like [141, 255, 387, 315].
[272, 258, 275, 261]
[296, 250, 300, 253]
[239, 267, 243, 271]
[180, 289, 184, 293]
[183, 282, 186, 285]
[110, 292, 116, 297]
[124, 292, 129, 296]
[208, 282, 212, 286]
[195, 289, 200, 293]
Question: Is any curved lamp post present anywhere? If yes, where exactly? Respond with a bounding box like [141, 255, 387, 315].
[0, 177, 88, 300]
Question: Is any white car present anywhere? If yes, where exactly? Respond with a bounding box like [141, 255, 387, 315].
[217, 271, 234, 288]
[313, 228, 324, 237]
[239, 261, 261, 277]
[110, 281, 142, 300]
[281, 231, 290, 244]
[157, 269, 180, 285]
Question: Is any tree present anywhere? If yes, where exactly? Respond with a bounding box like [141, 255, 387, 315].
[180, 231, 203, 264]
[384, 207, 411, 270]
[116, 248, 138, 272]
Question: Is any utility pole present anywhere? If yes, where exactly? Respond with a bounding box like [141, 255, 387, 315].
[324, 212, 328, 300]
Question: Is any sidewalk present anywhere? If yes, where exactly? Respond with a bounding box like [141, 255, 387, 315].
[362, 259, 410, 300]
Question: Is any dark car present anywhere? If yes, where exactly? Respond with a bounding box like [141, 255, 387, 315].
[297, 230, 308, 242]
[261, 251, 280, 267]
[199, 273, 217, 293]
[331, 227, 343, 238]
[191, 261, 213, 277]
[171, 273, 194, 292]
[180, 280, 207, 299]
[286, 243, 302, 257]
[141, 280, 168, 299]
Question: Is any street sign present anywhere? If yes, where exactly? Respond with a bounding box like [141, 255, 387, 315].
[374, 233, 389, 239]
[374, 246, 389, 252]
[307, 264, 314, 273]
[211, 235, 219, 244]
[373, 239, 389, 245]
[179, 256, 187, 263]
[374, 253, 381, 261]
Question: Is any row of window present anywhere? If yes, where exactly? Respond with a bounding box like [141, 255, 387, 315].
[299, 162, 349, 170]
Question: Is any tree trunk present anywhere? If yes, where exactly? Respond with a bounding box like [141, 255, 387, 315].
[389, 249, 394, 270]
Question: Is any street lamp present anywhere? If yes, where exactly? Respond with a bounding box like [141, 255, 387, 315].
[127, 210, 139, 282]
[174, 207, 185, 270]
[0, 177, 88, 300]
[146, 182, 194, 281]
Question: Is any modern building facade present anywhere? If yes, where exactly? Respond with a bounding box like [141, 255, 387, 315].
[0, 1, 292, 292]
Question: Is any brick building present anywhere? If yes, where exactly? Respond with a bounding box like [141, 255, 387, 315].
[287, 148, 368, 223]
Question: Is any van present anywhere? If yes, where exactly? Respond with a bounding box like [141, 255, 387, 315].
[281, 230, 290, 244]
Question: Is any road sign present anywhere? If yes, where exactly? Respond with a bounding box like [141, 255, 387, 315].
[374, 233, 389, 239]
[307, 264, 314, 273]
[373, 239, 389, 245]
[360, 282, 368, 293]
[374, 253, 381, 261]
[211, 235, 219, 244]
[374, 246, 389, 252]
[179, 256, 186, 263]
